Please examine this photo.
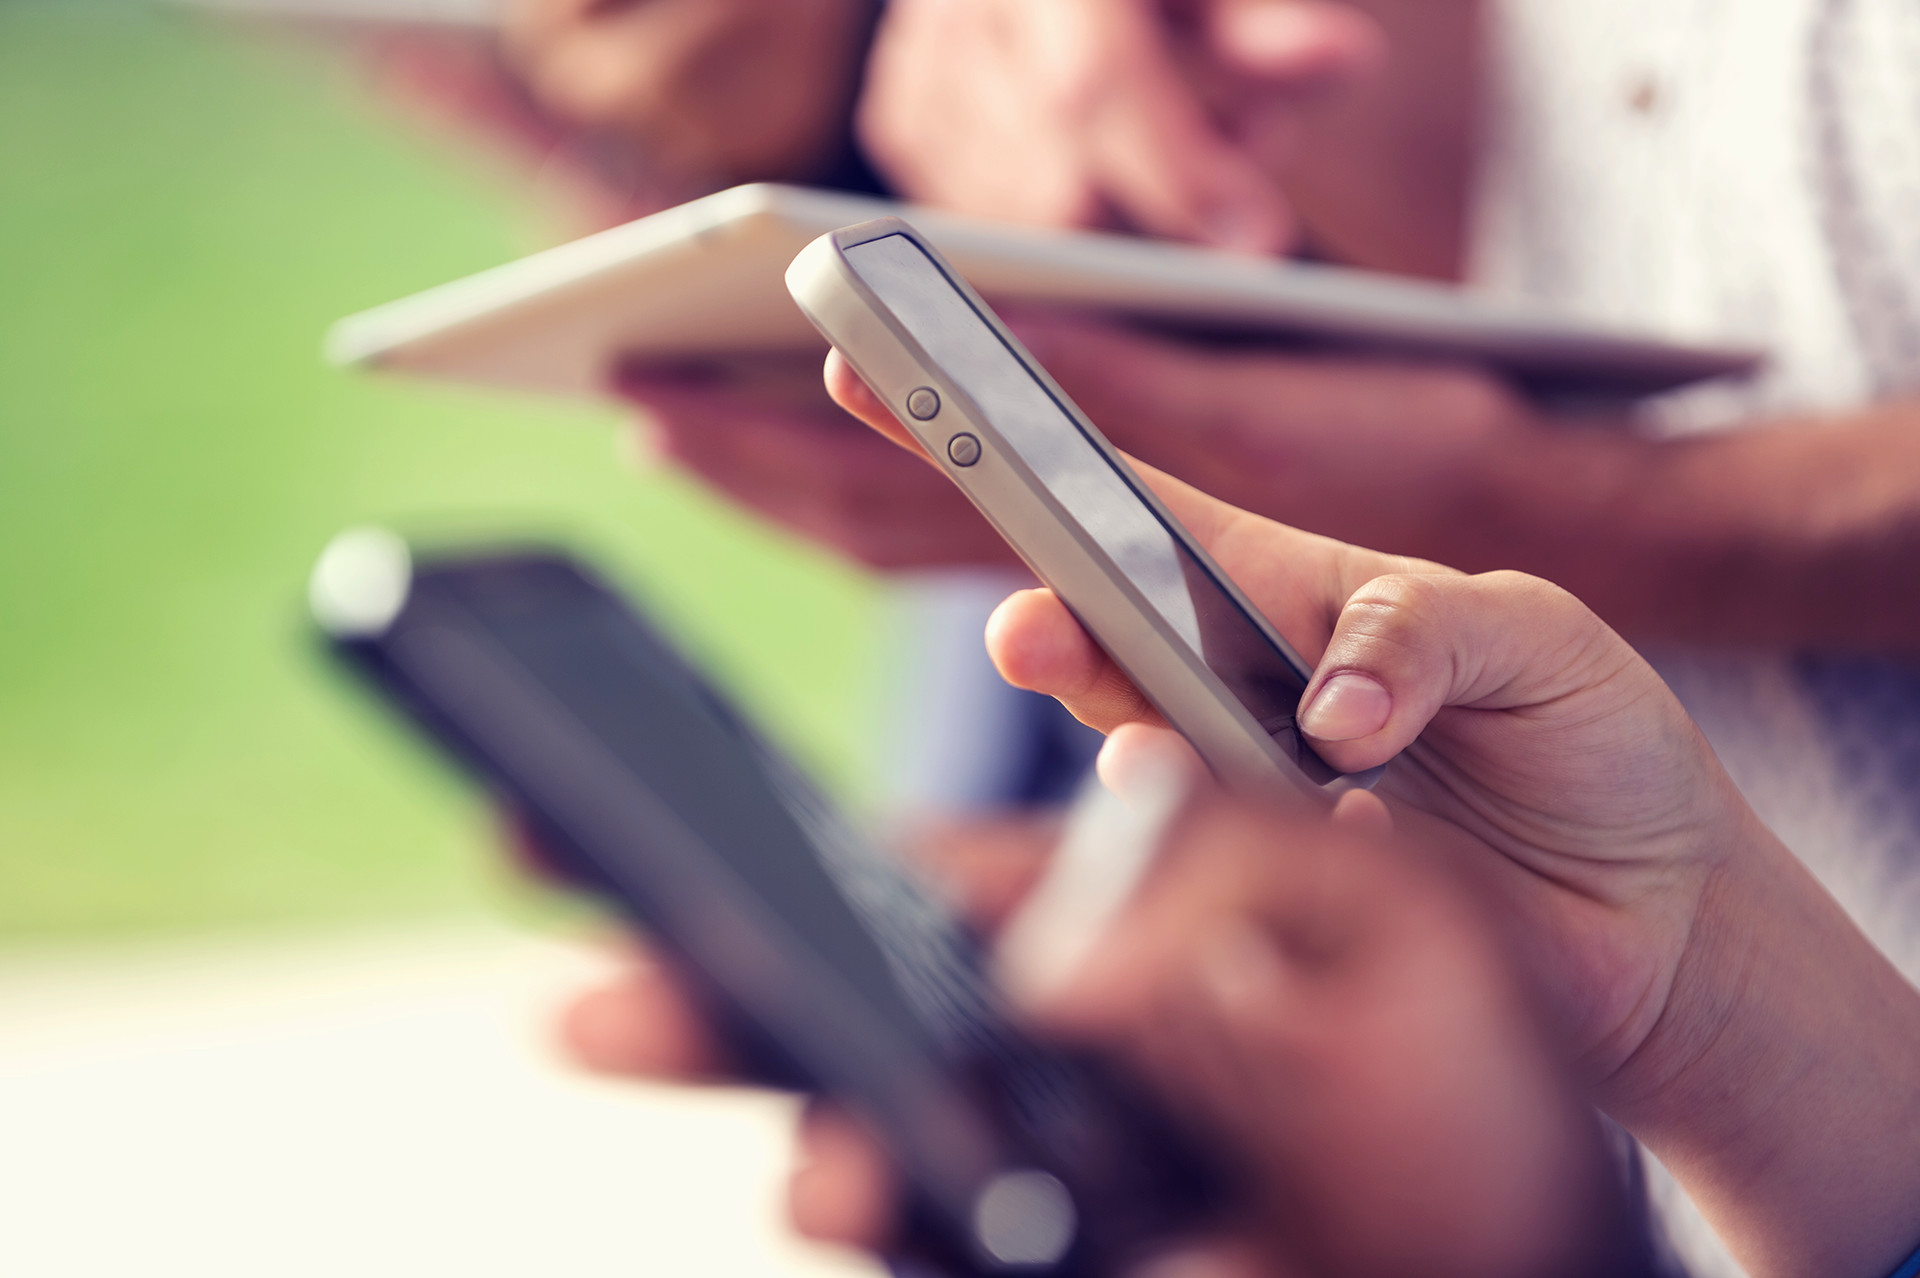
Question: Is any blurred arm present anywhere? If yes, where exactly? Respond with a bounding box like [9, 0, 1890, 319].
[1476, 403, 1920, 652]
[1014, 316, 1920, 656]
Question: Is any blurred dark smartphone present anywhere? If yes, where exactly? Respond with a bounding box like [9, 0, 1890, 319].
[310, 532, 1220, 1277]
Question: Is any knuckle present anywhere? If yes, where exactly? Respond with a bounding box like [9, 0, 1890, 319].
[1472, 569, 1585, 622]
[1328, 573, 1463, 678]
[1470, 569, 1624, 671]
[1344, 572, 1450, 631]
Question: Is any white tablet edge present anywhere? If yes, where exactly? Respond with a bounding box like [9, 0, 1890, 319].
[326, 183, 1763, 390]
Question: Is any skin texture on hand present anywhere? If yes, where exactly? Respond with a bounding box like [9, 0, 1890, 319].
[858, 0, 1384, 254]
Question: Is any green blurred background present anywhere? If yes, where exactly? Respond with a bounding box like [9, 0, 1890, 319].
[0, 0, 881, 940]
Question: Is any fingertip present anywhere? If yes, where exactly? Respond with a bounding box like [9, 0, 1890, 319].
[1329, 787, 1394, 838]
[821, 348, 864, 408]
[1096, 724, 1205, 808]
[984, 588, 1080, 689]
[1211, 0, 1387, 83]
[823, 349, 928, 457]
[559, 966, 723, 1082]
[788, 1103, 895, 1248]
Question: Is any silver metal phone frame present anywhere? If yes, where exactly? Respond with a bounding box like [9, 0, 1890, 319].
[788, 217, 1380, 805]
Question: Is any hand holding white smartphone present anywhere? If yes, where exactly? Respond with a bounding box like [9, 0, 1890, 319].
[787, 218, 1386, 805]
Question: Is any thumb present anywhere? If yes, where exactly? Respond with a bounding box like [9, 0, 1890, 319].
[1293, 570, 1629, 773]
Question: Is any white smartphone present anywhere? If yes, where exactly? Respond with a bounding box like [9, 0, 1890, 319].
[787, 217, 1386, 806]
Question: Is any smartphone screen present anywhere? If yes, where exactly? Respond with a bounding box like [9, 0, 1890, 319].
[841, 234, 1334, 779]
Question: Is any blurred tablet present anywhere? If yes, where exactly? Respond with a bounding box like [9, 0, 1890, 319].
[327, 183, 1761, 401]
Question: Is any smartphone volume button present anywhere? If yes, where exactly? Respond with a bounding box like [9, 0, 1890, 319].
[907, 387, 942, 420]
[946, 433, 982, 467]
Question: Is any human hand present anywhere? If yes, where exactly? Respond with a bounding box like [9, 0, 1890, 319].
[503, 0, 877, 194]
[615, 355, 1016, 570]
[357, 29, 660, 228]
[1020, 729, 1638, 1278]
[556, 813, 1057, 1254]
[823, 349, 1743, 1092]
[559, 792, 1635, 1278]
[858, 0, 1384, 253]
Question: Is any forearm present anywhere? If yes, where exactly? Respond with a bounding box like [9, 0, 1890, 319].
[1475, 405, 1920, 652]
[1600, 813, 1920, 1277]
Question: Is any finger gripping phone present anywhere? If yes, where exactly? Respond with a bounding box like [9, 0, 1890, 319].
[311, 532, 1221, 1277]
[785, 218, 1384, 805]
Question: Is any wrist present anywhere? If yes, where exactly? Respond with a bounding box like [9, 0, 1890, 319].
[1465, 421, 1772, 643]
[1456, 420, 1654, 587]
[1599, 807, 1920, 1277]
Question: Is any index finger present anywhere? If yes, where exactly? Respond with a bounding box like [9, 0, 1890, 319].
[985, 587, 1164, 734]
[1081, 29, 1294, 253]
[824, 349, 936, 461]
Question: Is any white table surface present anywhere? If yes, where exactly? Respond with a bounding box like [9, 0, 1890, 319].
[0, 920, 883, 1278]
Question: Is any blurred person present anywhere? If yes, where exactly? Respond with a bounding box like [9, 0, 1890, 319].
[354, 0, 1102, 809]
[429, 11, 1920, 1263]
[358, 0, 884, 226]
[604, 0, 1407, 810]
[855, 0, 1470, 275]
[572, 749, 1665, 1278]
[363, 7, 1920, 1268]
[557, 378, 1920, 1274]
[623, 0, 1920, 1053]
[400, 1, 1464, 818]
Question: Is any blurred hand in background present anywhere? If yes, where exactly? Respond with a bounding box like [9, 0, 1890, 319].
[1003, 311, 1535, 566]
[364, 0, 880, 227]
[859, 0, 1385, 256]
[502, 0, 878, 193]
[612, 356, 1018, 570]
[560, 776, 1631, 1278]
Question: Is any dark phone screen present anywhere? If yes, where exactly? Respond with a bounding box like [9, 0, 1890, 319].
[347, 555, 1231, 1272]
[396, 560, 1003, 1062]
[842, 234, 1316, 743]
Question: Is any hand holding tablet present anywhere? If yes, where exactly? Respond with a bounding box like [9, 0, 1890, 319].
[328, 183, 1759, 402]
